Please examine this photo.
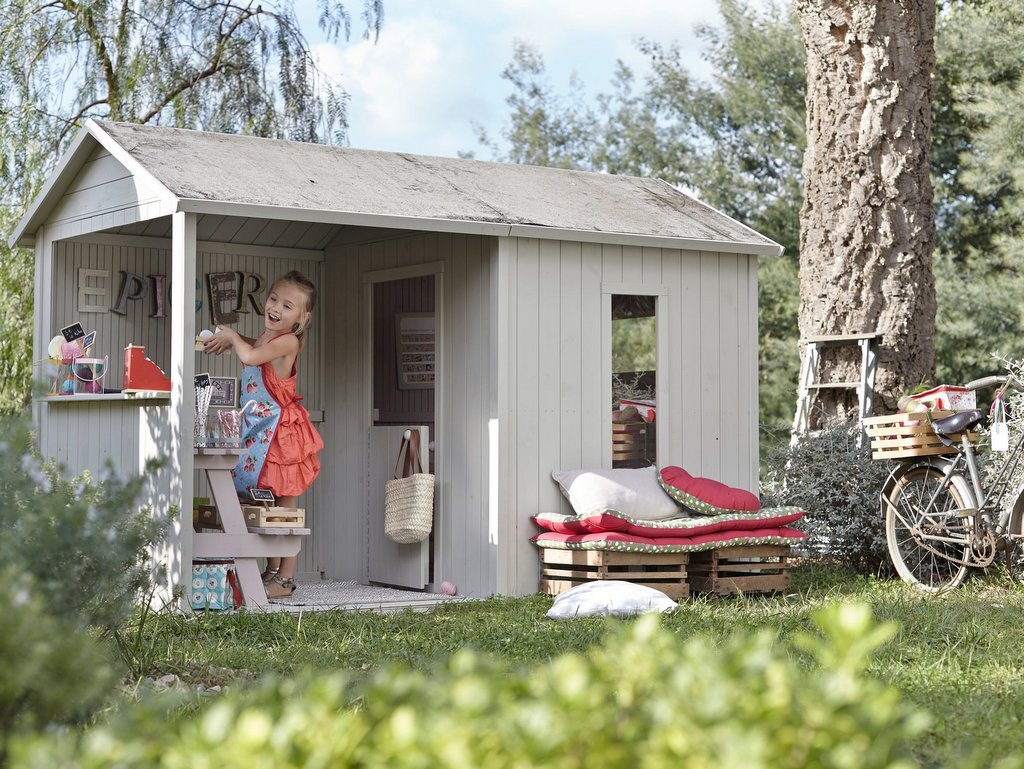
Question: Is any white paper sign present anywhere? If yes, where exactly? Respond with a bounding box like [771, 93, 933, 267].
[992, 422, 1009, 452]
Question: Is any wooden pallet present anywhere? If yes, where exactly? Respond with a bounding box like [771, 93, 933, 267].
[538, 547, 689, 600]
[687, 545, 791, 596]
[242, 505, 305, 528]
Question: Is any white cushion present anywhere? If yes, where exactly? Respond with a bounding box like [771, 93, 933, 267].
[551, 466, 680, 520]
[546, 581, 677, 620]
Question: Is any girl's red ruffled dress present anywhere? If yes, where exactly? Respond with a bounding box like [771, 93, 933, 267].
[232, 357, 323, 498]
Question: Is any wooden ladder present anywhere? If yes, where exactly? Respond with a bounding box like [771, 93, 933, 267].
[791, 331, 882, 444]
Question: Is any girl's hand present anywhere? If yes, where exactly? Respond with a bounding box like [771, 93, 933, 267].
[205, 327, 236, 355]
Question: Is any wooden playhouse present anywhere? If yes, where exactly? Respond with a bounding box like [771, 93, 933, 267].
[10, 120, 782, 604]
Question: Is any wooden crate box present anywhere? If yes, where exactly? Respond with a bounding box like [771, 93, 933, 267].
[863, 410, 977, 461]
[687, 545, 791, 596]
[538, 547, 689, 600]
[241, 505, 305, 528]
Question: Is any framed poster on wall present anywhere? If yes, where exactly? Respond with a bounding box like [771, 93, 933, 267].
[396, 312, 435, 390]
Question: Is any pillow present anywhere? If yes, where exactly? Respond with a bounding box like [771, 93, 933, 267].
[546, 580, 677, 620]
[658, 466, 760, 516]
[552, 466, 680, 521]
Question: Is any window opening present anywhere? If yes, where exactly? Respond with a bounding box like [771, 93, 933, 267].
[611, 294, 656, 468]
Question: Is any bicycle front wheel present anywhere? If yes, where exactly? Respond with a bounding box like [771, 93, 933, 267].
[885, 465, 975, 592]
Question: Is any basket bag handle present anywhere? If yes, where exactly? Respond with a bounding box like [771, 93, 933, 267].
[392, 429, 423, 479]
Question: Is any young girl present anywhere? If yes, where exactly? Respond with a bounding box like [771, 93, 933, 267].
[205, 270, 323, 598]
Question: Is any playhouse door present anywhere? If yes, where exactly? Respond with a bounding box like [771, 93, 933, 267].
[367, 425, 431, 589]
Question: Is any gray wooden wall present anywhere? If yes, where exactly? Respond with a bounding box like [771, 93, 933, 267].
[494, 238, 759, 596]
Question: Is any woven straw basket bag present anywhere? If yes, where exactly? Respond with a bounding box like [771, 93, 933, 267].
[384, 430, 434, 544]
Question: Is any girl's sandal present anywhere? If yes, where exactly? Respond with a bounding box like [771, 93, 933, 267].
[260, 566, 280, 584]
[265, 574, 296, 599]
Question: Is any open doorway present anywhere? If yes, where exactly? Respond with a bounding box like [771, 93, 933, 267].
[366, 272, 438, 590]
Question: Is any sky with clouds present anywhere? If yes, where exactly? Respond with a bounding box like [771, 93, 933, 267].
[303, 1, 744, 159]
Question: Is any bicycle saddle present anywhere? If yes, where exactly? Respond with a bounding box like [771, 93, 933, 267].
[931, 409, 985, 441]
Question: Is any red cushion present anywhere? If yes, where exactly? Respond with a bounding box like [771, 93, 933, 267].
[531, 527, 806, 552]
[532, 508, 805, 537]
[658, 466, 760, 516]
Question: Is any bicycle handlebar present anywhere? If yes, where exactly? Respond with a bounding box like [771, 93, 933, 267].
[965, 374, 1023, 392]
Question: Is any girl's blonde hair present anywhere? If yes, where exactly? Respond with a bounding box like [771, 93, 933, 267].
[271, 270, 317, 349]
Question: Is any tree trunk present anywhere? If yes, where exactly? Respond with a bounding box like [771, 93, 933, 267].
[795, 0, 936, 426]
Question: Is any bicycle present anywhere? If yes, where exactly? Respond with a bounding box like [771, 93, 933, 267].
[864, 375, 1024, 592]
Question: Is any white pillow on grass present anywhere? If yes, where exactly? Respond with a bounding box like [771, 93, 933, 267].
[551, 466, 679, 520]
[546, 581, 678, 620]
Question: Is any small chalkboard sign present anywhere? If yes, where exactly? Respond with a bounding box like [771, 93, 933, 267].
[60, 322, 85, 342]
[194, 373, 211, 388]
[249, 488, 276, 504]
[81, 330, 96, 350]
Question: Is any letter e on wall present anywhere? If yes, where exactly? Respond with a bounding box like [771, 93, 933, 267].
[78, 268, 110, 313]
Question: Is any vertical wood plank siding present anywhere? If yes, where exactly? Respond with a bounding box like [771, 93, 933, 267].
[42, 238, 325, 580]
[497, 239, 759, 596]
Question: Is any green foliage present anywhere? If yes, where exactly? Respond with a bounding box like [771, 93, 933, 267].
[0, 576, 118, 767]
[23, 604, 934, 769]
[0, 413, 168, 634]
[0, 235, 33, 415]
[473, 40, 601, 169]
[762, 424, 891, 575]
[932, 0, 1024, 390]
[612, 316, 656, 373]
[0, 410, 167, 765]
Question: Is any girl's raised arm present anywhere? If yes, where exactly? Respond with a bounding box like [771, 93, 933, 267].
[208, 327, 298, 367]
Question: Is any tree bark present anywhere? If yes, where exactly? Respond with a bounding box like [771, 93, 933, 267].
[795, 0, 936, 425]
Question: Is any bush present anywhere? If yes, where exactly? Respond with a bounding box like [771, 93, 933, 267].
[762, 423, 891, 575]
[21, 603, 935, 769]
[0, 575, 117, 767]
[0, 413, 167, 633]
[0, 411, 167, 764]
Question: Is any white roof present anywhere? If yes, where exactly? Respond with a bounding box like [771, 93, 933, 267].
[11, 120, 783, 255]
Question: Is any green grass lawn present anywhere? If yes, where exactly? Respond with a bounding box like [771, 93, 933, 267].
[127, 562, 1024, 768]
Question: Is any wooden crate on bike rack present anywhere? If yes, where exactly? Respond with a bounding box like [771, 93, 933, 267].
[863, 410, 978, 461]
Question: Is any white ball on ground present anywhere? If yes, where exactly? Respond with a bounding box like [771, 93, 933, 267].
[440, 581, 458, 596]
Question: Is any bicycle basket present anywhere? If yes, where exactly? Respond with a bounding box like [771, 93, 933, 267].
[863, 410, 979, 460]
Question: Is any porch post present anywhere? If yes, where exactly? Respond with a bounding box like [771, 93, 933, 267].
[169, 211, 198, 607]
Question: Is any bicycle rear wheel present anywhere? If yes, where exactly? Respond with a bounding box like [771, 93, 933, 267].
[885, 465, 974, 592]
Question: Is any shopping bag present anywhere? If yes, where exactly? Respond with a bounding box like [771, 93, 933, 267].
[384, 429, 434, 544]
